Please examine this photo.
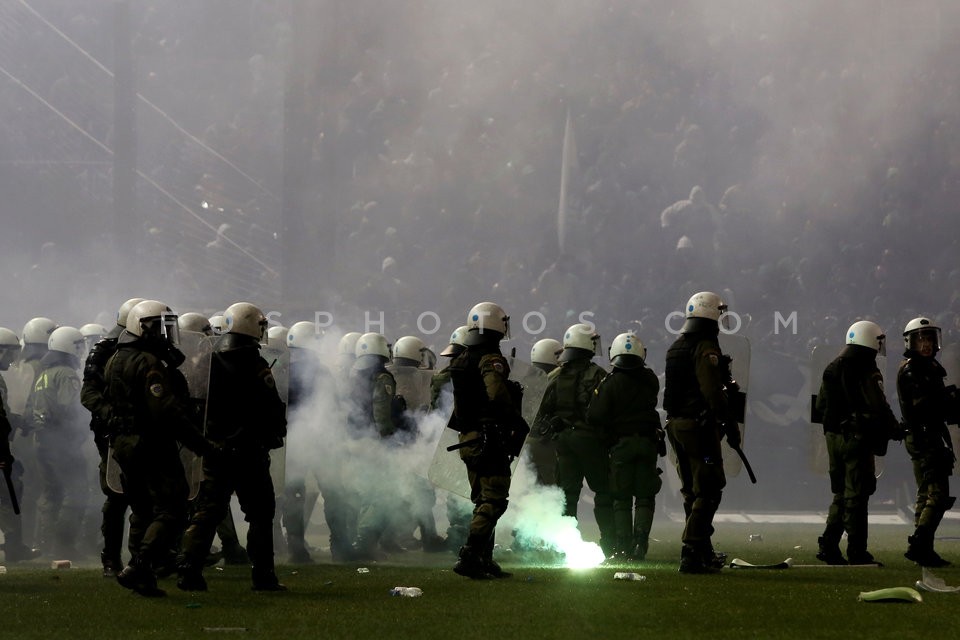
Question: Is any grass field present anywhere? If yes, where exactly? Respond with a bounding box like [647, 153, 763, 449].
[2, 517, 958, 640]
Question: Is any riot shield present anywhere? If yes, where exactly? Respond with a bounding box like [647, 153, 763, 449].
[718, 333, 750, 479]
[389, 365, 434, 414]
[179, 332, 217, 499]
[260, 340, 289, 493]
[516, 363, 556, 486]
[937, 344, 960, 456]
[810, 344, 887, 478]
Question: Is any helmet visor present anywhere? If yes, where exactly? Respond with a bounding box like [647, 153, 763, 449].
[159, 313, 180, 346]
[717, 304, 731, 331]
[908, 327, 941, 355]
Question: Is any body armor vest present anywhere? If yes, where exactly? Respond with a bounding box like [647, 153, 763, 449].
[448, 347, 494, 430]
[663, 333, 708, 417]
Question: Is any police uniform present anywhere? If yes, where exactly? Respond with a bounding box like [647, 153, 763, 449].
[898, 350, 955, 566]
[177, 331, 287, 591]
[105, 333, 213, 596]
[663, 328, 731, 572]
[282, 351, 324, 563]
[32, 349, 88, 557]
[815, 344, 898, 565]
[520, 365, 557, 486]
[533, 356, 612, 553]
[0, 377, 36, 562]
[587, 363, 663, 560]
[80, 326, 130, 575]
[449, 341, 520, 578]
[348, 360, 401, 559]
[430, 364, 473, 552]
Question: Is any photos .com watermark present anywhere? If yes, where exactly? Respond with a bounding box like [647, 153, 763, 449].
[264, 310, 800, 338]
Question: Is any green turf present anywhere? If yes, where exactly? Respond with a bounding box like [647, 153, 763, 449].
[2, 520, 958, 639]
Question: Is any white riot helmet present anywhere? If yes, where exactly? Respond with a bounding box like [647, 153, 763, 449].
[208, 315, 226, 335]
[178, 312, 214, 335]
[127, 300, 180, 344]
[287, 321, 323, 352]
[682, 291, 729, 333]
[48, 326, 85, 359]
[22, 317, 58, 346]
[223, 302, 268, 341]
[685, 291, 727, 320]
[530, 338, 562, 371]
[609, 332, 646, 369]
[268, 325, 290, 347]
[464, 302, 510, 346]
[354, 332, 391, 369]
[337, 331, 362, 369]
[440, 325, 470, 357]
[559, 323, 600, 363]
[0, 327, 19, 370]
[79, 323, 107, 353]
[846, 320, 886, 356]
[393, 335, 426, 367]
[903, 317, 941, 355]
[116, 297, 146, 328]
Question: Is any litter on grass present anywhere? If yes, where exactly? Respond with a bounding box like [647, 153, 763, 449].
[613, 572, 646, 581]
[857, 587, 922, 603]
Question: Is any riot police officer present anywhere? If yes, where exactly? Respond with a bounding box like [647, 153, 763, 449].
[533, 323, 613, 555]
[449, 302, 526, 579]
[815, 320, 899, 566]
[81, 297, 142, 577]
[0, 326, 39, 563]
[524, 338, 561, 487]
[347, 332, 403, 560]
[587, 331, 663, 561]
[664, 292, 738, 574]
[32, 327, 89, 558]
[177, 302, 287, 592]
[105, 300, 215, 597]
[898, 317, 955, 567]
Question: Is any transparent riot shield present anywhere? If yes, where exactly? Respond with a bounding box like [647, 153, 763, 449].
[260, 339, 289, 493]
[389, 365, 434, 414]
[515, 361, 555, 486]
[179, 332, 217, 499]
[810, 344, 887, 478]
[808, 345, 836, 477]
[938, 344, 960, 456]
[718, 333, 750, 479]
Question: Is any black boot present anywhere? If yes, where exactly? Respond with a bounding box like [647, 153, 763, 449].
[678, 544, 720, 574]
[905, 526, 951, 567]
[176, 559, 209, 592]
[101, 551, 123, 578]
[117, 556, 165, 597]
[453, 543, 493, 580]
[481, 532, 511, 578]
[816, 536, 847, 565]
[251, 567, 287, 592]
[286, 536, 314, 565]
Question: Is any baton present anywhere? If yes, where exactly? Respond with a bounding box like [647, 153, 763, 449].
[2, 465, 20, 515]
[731, 445, 757, 484]
[446, 437, 482, 452]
